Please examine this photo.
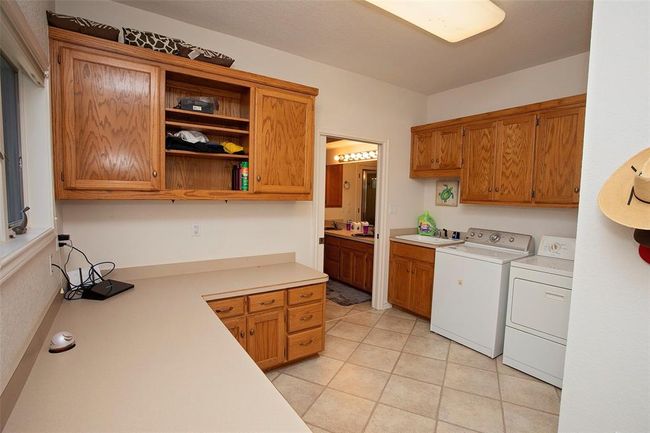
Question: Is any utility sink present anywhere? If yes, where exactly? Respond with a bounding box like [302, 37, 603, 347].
[394, 234, 462, 246]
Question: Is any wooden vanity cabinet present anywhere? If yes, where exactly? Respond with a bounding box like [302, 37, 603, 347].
[327, 235, 373, 293]
[206, 283, 325, 370]
[388, 241, 436, 318]
[324, 236, 341, 280]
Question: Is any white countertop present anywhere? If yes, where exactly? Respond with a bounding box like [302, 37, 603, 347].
[4, 258, 328, 433]
[325, 229, 374, 245]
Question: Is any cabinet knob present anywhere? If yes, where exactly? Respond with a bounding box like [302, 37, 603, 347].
[495, 187, 499, 192]
[256, 175, 261, 182]
[574, 187, 580, 193]
[488, 187, 492, 192]
[249, 328, 255, 336]
[436, 159, 440, 164]
[152, 170, 158, 177]
[240, 330, 245, 338]
[431, 158, 435, 163]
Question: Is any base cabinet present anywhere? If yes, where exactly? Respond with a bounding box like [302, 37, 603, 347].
[324, 235, 373, 293]
[207, 283, 325, 370]
[388, 241, 436, 318]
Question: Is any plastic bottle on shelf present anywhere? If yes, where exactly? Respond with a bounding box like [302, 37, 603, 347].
[240, 161, 249, 191]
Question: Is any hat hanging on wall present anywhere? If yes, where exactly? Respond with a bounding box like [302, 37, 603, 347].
[598, 147, 650, 263]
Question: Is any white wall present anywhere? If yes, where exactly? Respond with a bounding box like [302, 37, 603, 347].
[55, 0, 427, 270]
[421, 53, 590, 245]
[559, 2, 650, 432]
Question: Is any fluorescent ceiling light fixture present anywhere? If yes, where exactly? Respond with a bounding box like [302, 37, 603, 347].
[366, 0, 506, 43]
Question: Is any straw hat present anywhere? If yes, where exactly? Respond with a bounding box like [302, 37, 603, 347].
[598, 147, 650, 230]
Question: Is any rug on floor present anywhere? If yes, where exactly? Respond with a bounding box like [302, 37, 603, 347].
[326, 280, 371, 306]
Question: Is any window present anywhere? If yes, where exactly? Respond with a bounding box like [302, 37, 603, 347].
[1, 54, 25, 226]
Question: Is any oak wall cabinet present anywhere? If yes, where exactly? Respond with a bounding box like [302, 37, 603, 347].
[410, 95, 586, 208]
[387, 241, 435, 318]
[49, 27, 317, 201]
[206, 283, 325, 370]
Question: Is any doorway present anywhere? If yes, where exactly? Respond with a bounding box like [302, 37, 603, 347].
[319, 136, 381, 308]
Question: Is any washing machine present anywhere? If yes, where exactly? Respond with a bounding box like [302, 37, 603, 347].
[503, 236, 576, 388]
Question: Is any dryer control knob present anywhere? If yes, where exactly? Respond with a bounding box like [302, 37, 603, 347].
[509, 237, 515, 242]
[477, 233, 483, 238]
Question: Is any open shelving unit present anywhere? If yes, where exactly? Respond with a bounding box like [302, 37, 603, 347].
[164, 72, 252, 193]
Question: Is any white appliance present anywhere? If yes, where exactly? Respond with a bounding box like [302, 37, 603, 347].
[431, 228, 534, 358]
[503, 236, 576, 388]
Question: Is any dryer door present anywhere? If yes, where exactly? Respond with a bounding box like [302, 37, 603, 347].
[508, 269, 572, 343]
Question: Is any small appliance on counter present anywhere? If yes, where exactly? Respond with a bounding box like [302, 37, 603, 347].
[431, 228, 534, 358]
[503, 236, 576, 387]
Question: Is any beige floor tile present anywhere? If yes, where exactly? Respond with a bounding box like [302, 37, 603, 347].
[325, 319, 340, 332]
[375, 315, 416, 334]
[384, 307, 420, 320]
[411, 320, 434, 337]
[329, 363, 390, 401]
[496, 356, 541, 382]
[280, 355, 344, 386]
[380, 374, 441, 417]
[448, 343, 497, 371]
[393, 353, 447, 385]
[328, 321, 372, 342]
[436, 421, 481, 433]
[304, 389, 375, 433]
[363, 328, 409, 351]
[499, 375, 560, 414]
[272, 374, 324, 416]
[351, 301, 375, 312]
[348, 343, 401, 372]
[321, 335, 360, 361]
[307, 424, 332, 433]
[502, 402, 559, 433]
[266, 370, 280, 381]
[444, 363, 500, 399]
[403, 335, 450, 360]
[438, 388, 504, 433]
[326, 304, 353, 321]
[343, 311, 383, 327]
[365, 404, 437, 433]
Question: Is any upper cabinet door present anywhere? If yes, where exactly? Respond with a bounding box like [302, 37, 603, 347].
[534, 107, 585, 205]
[434, 126, 462, 170]
[325, 164, 343, 208]
[254, 88, 314, 194]
[494, 115, 536, 203]
[60, 48, 161, 191]
[411, 130, 434, 174]
[461, 121, 497, 202]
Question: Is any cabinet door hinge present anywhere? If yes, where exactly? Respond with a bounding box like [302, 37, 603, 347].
[461, 127, 466, 137]
[57, 52, 62, 64]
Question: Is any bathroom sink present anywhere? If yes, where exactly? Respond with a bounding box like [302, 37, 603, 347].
[394, 234, 462, 246]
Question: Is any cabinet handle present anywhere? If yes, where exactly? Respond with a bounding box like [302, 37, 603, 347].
[300, 314, 314, 321]
[488, 187, 492, 192]
[249, 328, 255, 336]
[299, 339, 314, 346]
[240, 330, 245, 338]
[574, 187, 580, 193]
[256, 175, 261, 181]
[152, 170, 158, 177]
[299, 292, 314, 299]
[436, 159, 440, 164]
[430, 158, 435, 163]
[260, 299, 276, 306]
[495, 187, 499, 192]
[215, 306, 233, 313]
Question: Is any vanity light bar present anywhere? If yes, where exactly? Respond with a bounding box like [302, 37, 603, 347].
[334, 151, 378, 162]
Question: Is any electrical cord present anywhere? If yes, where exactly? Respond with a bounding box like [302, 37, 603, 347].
[51, 242, 116, 301]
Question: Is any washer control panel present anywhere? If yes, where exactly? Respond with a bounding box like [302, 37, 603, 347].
[465, 228, 534, 253]
[537, 236, 576, 260]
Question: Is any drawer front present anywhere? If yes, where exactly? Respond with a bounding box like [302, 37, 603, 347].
[207, 297, 245, 319]
[288, 283, 324, 306]
[287, 327, 323, 361]
[288, 303, 323, 333]
[391, 241, 435, 262]
[248, 290, 285, 313]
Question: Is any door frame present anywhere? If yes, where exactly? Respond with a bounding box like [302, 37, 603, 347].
[312, 131, 391, 311]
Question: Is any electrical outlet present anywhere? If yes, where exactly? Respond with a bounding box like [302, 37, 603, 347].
[192, 224, 200, 237]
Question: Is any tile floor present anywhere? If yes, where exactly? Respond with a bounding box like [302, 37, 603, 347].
[268, 300, 562, 433]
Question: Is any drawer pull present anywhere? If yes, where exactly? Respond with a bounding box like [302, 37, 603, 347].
[300, 314, 314, 321]
[249, 328, 255, 336]
[299, 339, 314, 346]
[545, 291, 565, 301]
[215, 306, 233, 313]
[300, 292, 314, 299]
[260, 299, 276, 306]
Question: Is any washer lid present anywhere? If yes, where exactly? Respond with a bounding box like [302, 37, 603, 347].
[511, 255, 574, 278]
[437, 244, 531, 264]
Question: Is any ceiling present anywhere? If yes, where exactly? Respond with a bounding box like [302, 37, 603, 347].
[117, 0, 593, 94]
